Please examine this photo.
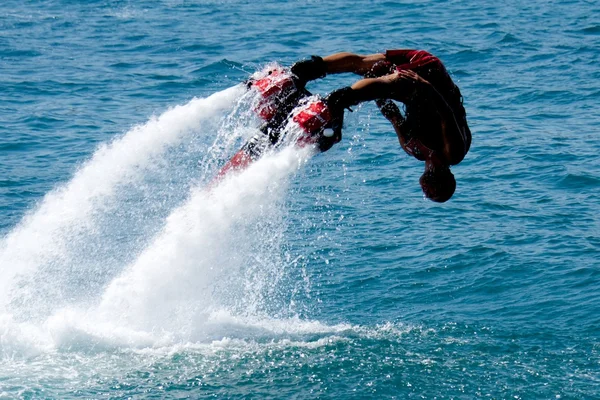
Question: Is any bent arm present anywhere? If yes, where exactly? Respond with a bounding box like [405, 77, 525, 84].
[376, 99, 407, 148]
[349, 75, 406, 101]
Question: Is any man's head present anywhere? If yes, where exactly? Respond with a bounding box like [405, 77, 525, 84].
[419, 165, 456, 202]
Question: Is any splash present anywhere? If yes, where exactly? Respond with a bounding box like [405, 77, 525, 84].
[0, 85, 245, 315]
[91, 145, 314, 344]
[0, 82, 324, 355]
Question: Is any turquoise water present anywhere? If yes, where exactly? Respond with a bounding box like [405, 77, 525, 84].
[1, 0, 599, 398]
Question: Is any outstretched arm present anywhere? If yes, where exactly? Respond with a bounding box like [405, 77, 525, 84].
[291, 52, 387, 85]
[322, 52, 387, 75]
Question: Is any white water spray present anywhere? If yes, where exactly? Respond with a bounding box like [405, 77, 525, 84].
[0, 82, 323, 354]
[68, 146, 313, 347]
[0, 86, 244, 313]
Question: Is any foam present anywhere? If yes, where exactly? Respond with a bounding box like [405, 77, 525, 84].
[92, 145, 314, 343]
[0, 85, 245, 310]
[0, 127, 323, 354]
[0, 80, 398, 359]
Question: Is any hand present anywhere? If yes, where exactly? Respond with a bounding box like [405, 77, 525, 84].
[290, 56, 327, 87]
[364, 60, 395, 78]
[396, 69, 431, 87]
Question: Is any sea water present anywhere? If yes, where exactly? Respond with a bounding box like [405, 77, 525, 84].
[1, 0, 599, 398]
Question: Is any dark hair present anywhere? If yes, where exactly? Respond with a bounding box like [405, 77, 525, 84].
[419, 167, 456, 202]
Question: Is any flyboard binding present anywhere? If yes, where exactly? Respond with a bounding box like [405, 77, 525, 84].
[214, 65, 337, 181]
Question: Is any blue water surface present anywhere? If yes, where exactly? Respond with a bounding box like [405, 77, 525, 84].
[1, 0, 599, 398]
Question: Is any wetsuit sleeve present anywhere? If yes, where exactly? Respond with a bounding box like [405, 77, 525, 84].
[385, 50, 441, 71]
[384, 49, 414, 64]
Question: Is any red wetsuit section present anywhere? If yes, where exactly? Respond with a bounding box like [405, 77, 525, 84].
[252, 68, 296, 120]
[293, 100, 331, 147]
[213, 150, 254, 182]
[387, 49, 442, 70]
[211, 65, 336, 188]
[385, 49, 456, 101]
[212, 98, 333, 186]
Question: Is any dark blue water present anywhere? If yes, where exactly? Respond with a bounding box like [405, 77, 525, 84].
[1, 0, 599, 398]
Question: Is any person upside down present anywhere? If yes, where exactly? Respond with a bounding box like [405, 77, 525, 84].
[290, 50, 472, 203]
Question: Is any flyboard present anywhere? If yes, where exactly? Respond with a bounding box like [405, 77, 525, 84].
[214, 65, 337, 181]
